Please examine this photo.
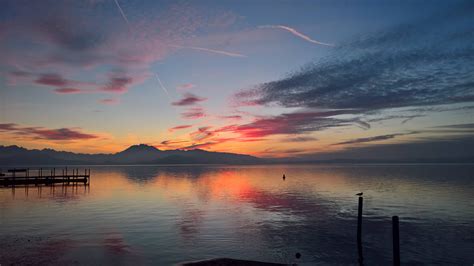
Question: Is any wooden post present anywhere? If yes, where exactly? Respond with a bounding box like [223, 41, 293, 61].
[392, 216, 400, 266]
[357, 196, 364, 266]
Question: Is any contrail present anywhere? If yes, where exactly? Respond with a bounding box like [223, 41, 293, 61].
[113, 0, 131, 28]
[259, 25, 334, 47]
[170, 44, 247, 58]
[113, 0, 173, 101]
[156, 74, 171, 100]
[113, 1, 245, 58]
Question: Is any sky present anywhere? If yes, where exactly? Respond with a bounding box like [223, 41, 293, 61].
[0, 0, 473, 159]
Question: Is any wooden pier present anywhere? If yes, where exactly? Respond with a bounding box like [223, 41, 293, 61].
[0, 168, 90, 186]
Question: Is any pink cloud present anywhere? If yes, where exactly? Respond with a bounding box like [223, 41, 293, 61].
[219, 115, 242, 121]
[0, 1, 249, 107]
[172, 93, 207, 106]
[220, 110, 355, 138]
[181, 107, 206, 120]
[190, 127, 215, 141]
[54, 88, 84, 94]
[168, 125, 193, 132]
[100, 75, 134, 94]
[0, 123, 99, 141]
[177, 83, 195, 90]
[35, 73, 69, 87]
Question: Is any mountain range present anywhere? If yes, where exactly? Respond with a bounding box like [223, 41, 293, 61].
[1, 144, 473, 165]
[0, 144, 261, 165]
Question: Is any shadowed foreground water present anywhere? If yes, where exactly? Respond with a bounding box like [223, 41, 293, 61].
[1, 164, 473, 265]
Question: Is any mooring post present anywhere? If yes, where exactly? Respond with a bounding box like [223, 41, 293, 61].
[392, 216, 400, 266]
[357, 196, 364, 266]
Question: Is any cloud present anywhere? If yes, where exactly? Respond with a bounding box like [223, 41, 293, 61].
[54, 88, 84, 94]
[222, 110, 361, 138]
[219, 115, 242, 121]
[181, 107, 206, 120]
[237, 5, 474, 115]
[170, 45, 247, 58]
[0, 123, 99, 141]
[100, 74, 134, 94]
[367, 114, 424, 124]
[181, 142, 216, 150]
[172, 93, 207, 106]
[160, 139, 188, 146]
[99, 98, 121, 105]
[0, 1, 242, 103]
[433, 123, 474, 129]
[332, 132, 416, 146]
[177, 83, 195, 90]
[284, 136, 318, 142]
[168, 125, 193, 132]
[35, 73, 69, 87]
[258, 25, 334, 46]
[302, 135, 474, 161]
[190, 127, 215, 141]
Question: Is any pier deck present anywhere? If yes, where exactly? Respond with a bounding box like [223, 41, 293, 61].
[0, 168, 90, 186]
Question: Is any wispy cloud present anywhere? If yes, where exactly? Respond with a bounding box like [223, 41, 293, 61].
[238, 6, 474, 118]
[332, 132, 417, 146]
[172, 93, 207, 106]
[170, 44, 247, 58]
[217, 110, 363, 138]
[181, 107, 206, 120]
[258, 25, 334, 46]
[168, 125, 193, 132]
[99, 74, 134, 94]
[99, 98, 121, 105]
[432, 123, 474, 129]
[219, 115, 242, 121]
[0, 123, 99, 141]
[284, 136, 318, 142]
[181, 142, 216, 150]
[53, 88, 84, 94]
[0, 1, 243, 105]
[190, 127, 215, 141]
[177, 83, 196, 90]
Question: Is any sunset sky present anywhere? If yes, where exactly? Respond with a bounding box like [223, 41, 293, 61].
[0, 0, 473, 158]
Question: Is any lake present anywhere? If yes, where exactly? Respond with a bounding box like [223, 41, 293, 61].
[1, 164, 473, 265]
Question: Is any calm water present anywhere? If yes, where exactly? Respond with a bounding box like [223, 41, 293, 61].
[1, 164, 473, 265]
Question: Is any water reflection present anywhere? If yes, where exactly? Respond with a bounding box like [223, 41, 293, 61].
[1, 164, 473, 265]
[5, 183, 89, 201]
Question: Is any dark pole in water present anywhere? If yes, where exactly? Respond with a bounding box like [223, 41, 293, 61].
[357, 196, 364, 266]
[392, 216, 400, 266]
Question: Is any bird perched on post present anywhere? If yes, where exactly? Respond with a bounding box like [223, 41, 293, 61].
[356, 192, 363, 196]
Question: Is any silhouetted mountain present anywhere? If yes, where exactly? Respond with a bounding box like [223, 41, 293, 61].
[0, 144, 261, 165]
